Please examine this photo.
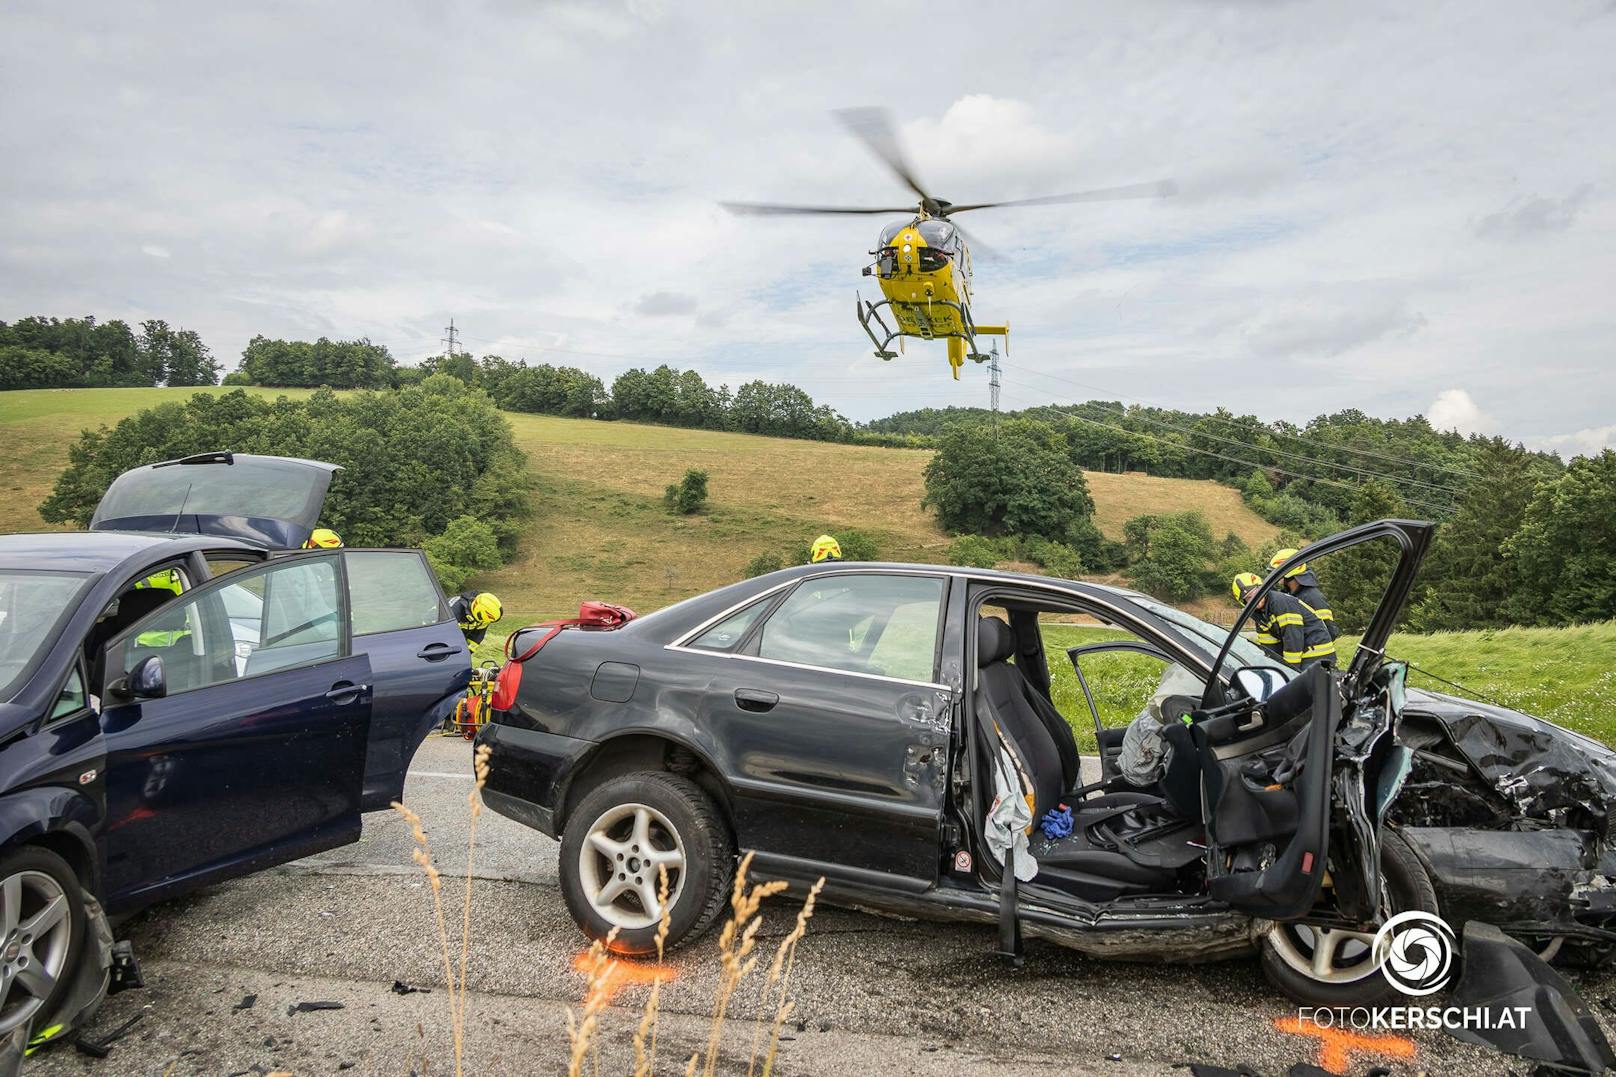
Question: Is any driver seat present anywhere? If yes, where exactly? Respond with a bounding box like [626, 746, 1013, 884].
[973, 617, 1201, 899]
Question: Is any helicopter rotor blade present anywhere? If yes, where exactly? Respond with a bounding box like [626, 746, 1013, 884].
[950, 220, 1001, 262]
[943, 178, 1178, 215]
[832, 107, 939, 211]
[721, 201, 918, 217]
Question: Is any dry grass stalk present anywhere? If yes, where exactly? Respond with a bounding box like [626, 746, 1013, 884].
[632, 866, 674, 1077]
[567, 928, 620, 1077]
[392, 743, 493, 1077]
[699, 853, 788, 1077]
[747, 876, 823, 1076]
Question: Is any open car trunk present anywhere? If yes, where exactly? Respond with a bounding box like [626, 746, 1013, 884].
[89, 451, 340, 549]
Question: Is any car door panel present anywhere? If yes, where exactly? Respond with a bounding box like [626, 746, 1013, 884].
[96, 552, 373, 914]
[1198, 662, 1337, 920]
[343, 550, 471, 810]
[690, 571, 953, 887]
[99, 654, 373, 911]
[707, 662, 951, 884]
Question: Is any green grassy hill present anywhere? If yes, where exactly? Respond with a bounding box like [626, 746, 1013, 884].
[0, 387, 1278, 625]
[4, 388, 1611, 746]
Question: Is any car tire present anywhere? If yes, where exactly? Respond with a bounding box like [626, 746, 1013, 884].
[1259, 829, 1438, 1007]
[0, 846, 88, 1040]
[559, 772, 734, 956]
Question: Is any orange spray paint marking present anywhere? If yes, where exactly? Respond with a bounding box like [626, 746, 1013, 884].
[1274, 1015, 1416, 1075]
[570, 950, 675, 1004]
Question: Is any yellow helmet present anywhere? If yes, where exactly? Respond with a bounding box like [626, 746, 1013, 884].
[810, 535, 842, 563]
[304, 527, 344, 549]
[468, 592, 502, 626]
[1232, 572, 1263, 604]
[1268, 548, 1308, 579]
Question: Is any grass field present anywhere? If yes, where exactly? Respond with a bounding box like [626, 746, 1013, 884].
[1040, 621, 1616, 751]
[0, 387, 1278, 626]
[8, 389, 1607, 748]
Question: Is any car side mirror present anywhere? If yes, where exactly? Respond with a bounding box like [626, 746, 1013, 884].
[1233, 666, 1287, 704]
[112, 655, 167, 700]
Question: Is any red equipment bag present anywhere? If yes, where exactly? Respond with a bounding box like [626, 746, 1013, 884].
[491, 601, 636, 711]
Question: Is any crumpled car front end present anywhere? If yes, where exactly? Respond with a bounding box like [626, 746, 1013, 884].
[1391, 689, 1616, 962]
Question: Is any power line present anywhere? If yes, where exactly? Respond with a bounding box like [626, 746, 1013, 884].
[996, 384, 1454, 516]
[999, 358, 1478, 480]
[1005, 365, 1466, 498]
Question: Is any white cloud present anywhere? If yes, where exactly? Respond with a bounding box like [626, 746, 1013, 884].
[1527, 425, 1616, 460]
[0, 2, 1613, 437]
[1427, 389, 1496, 436]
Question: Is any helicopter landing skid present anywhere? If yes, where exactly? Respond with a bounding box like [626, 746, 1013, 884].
[856, 294, 985, 365]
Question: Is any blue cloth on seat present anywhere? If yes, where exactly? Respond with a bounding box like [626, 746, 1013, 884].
[1039, 804, 1073, 840]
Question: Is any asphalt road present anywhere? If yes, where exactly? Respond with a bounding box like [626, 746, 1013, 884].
[31, 737, 1616, 1076]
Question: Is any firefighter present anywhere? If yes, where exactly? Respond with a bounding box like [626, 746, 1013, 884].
[449, 590, 503, 646]
[303, 527, 344, 549]
[132, 568, 187, 647]
[1268, 548, 1340, 642]
[809, 534, 843, 564]
[1232, 572, 1335, 669]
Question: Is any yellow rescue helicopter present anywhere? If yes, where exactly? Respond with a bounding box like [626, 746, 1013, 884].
[725, 108, 1176, 379]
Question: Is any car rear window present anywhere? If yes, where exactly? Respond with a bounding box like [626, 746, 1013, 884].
[346, 551, 446, 636]
[756, 573, 945, 683]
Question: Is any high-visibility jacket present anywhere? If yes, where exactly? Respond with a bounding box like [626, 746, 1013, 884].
[450, 591, 490, 645]
[134, 569, 188, 647]
[1292, 582, 1340, 641]
[1254, 591, 1336, 668]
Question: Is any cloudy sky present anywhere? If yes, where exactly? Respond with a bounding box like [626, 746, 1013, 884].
[2, 1, 1612, 454]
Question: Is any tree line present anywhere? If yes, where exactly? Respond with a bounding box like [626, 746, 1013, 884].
[403, 353, 868, 444]
[40, 377, 530, 592]
[916, 411, 1616, 632]
[0, 316, 219, 389]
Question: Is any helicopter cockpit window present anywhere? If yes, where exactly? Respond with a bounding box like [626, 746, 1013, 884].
[877, 221, 907, 248]
[917, 219, 957, 251]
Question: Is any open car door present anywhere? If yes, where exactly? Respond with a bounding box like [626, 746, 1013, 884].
[90, 451, 340, 549]
[1189, 519, 1434, 922]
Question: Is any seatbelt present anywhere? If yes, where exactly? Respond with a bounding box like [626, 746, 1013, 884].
[997, 843, 1024, 968]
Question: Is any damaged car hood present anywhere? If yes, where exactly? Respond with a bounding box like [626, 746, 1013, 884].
[1406, 688, 1616, 839]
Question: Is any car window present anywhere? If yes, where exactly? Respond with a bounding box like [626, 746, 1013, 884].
[205, 555, 259, 578]
[757, 574, 944, 682]
[0, 570, 91, 700]
[688, 597, 772, 653]
[49, 664, 88, 720]
[120, 556, 343, 694]
[345, 551, 446, 636]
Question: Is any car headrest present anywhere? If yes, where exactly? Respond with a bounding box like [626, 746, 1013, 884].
[111, 587, 176, 627]
[976, 616, 1016, 668]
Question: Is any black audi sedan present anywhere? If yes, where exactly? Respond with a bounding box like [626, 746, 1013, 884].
[479, 519, 1616, 1006]
[0, 453, 471, 1039]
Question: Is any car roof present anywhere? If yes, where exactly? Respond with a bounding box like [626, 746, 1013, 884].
[0, 530, 258, 574]
[777, 559, 1146, 601]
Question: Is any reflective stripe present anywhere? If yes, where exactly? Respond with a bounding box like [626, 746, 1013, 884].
[1299, 601, 1334, 622]
[1302, 643, 1336, 659]
[1282, 651, 1303, 665]
[1255, 633, 1280, 645]
[1273, 613, 1304, 627]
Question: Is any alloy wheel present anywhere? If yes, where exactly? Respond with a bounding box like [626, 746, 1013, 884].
[0, 870, 75, 1037]
[577, 802, 687, 931]
[1267, 921, 1383, 985]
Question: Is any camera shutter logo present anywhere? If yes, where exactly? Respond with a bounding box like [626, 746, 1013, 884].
[1374, 911, 1456, 996]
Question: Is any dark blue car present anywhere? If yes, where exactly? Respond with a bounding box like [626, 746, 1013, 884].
[0, 453, 470, 1038]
